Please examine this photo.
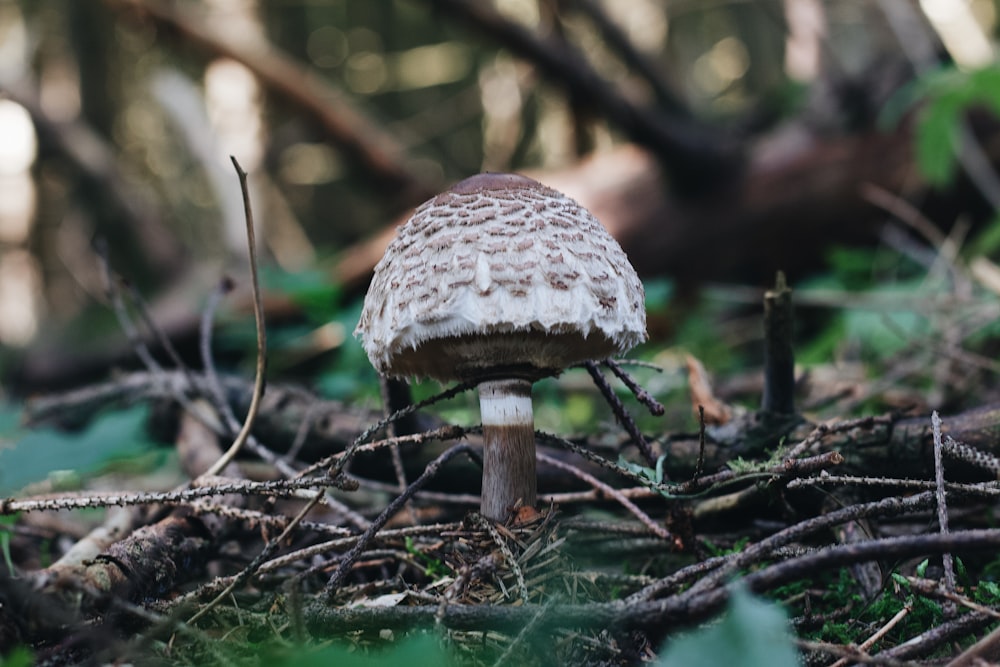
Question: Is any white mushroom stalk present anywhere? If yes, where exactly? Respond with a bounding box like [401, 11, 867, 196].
[478, 379, 536, 520]
[355, 173, 646, 521]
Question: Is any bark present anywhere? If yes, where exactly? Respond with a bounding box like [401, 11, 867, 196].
[761, 272, 795, 414]
[24, 370, 1000, 494]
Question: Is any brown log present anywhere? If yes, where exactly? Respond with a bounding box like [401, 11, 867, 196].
[335, 122, 917, 292]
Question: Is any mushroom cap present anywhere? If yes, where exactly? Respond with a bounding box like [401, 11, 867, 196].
[355, 173, 647, 382]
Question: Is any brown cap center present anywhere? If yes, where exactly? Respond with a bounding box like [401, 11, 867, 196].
[448, 172, 541, 195]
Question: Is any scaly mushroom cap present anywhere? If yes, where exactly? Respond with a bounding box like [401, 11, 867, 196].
[355, 173, 647, 382]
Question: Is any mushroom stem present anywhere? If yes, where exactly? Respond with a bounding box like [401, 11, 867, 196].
[478, 378, 537, 521]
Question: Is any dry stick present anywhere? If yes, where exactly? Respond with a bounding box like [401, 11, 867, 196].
[635, 554, 759, 608]
[907, 576, 1000, 620]
[187, 486, 328, 625]
[351, 380, 478, 449]
[695, 405, 707, 479]
[319, 388, 478, 526]
[943, 436, 1000, 477]
[861, 182, 947, 248]
[196, 278, 367, 530]
[185, 503, 355, 537]
[198, 278, 241, 435]
[381, 377, 423, 437]
[0, 476, 354, 514]
[762, 271, 795, 414]
[673, 531, 1000, 638]
[534, 428, 761, 499]
[622, 555, 731, 605]
[49, 507, 135, 569]
[781, 415, 894, 462]
[56, 578, 236, 667]
[542, 486, 658, 505]
[296, 424, 468, 479]
[879, 611, 995, 663]
[829, 604, 912, 667]
[674, 492, 939, 601]
[796, 639, 911, 667]
[284, 396, 321, 464]
[201, 158, 267, 480]
[323, 443, 475, 596]
[257, 523, 461, 577]
[947, 626, 1000, 667]
[738, 530, 1000, 597]
[535, 430, 668, 491]
[436, 554, 497, 626]
[200, 281, 369, 529]
[563, 0, 683, 114]
[169, 523, 462, 609]
[536, 452, 674, 543]
[96, 241, 162, 374]
[583, 361, 657, 466]
[602, 359, 665, 416]
[394, 446, 426, 529]
[304, 530, 1000, 637]
[672, 450, 842, 499]
[121, 278, 199, 392]
[379, 377, 418, 525]
[491, 595, 559, 667]
[416, 0, 735, 191]
[473, 513, 530, 604]
[932, 411, 957, 616]
[786, 475, 1000, 497]
[356, 474, 661, 506]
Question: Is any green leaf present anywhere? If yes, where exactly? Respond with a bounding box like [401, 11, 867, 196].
[967, 67, 1000, 114]
[915, 100, 959, 186]
[0, 406, 158, 495]
[978, 580, 1000, 603]
[617, 455, 655, 482]
[0, 513, 17, 576]
[968, 213, 1000, 257]
[657, 583, 800, 667]
[655, 454, 667, 484]
[263, 633, 455, 666]
[262, 267, 342, 324]
[0, 646, 33, 667]
[893, 64, 1000, 185]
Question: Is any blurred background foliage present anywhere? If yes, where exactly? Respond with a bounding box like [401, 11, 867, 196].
[0, 0, 999, 437]
[5, 5, 1000, 662]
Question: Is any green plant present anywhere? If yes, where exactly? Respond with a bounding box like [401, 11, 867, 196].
[0, 646, 34, 667]
[404, 537, 451, 580]
[883, 64, 1000, 187]
[657, 583, 800, 667]
[0, 405, 160, 495]
[700, 536, 750, 558]
[618, 453, 668, 485]
[258, 632, 455, 667]
[0, 514, 17, 576]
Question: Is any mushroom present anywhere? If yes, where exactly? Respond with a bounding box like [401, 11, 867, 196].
[355, 173, 646, 521]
